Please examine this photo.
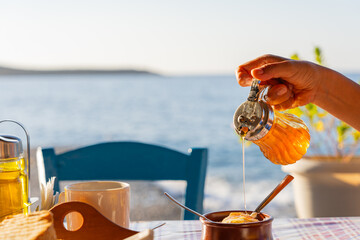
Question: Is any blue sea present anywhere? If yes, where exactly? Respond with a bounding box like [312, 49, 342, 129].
[1, 73, 359, 217]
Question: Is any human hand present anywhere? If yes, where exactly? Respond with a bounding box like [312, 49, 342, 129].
[236, 54, 324, 110]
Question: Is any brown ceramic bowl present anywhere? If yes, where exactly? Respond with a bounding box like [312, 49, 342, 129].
[200, 210, 274, 240]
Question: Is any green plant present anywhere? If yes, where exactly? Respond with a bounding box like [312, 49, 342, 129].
[288, 47, 360, 161]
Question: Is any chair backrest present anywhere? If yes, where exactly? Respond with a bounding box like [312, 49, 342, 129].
[37, 141, 208, 220]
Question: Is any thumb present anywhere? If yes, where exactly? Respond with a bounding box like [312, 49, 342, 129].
[251, 61, 295, 82]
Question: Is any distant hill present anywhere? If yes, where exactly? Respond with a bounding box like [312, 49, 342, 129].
[0, 66, 158, 76]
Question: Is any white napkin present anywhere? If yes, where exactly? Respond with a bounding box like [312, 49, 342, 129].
[39, 177, 59, 210]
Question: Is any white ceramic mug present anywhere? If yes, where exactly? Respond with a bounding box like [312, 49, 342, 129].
[60, 181, 130, 230]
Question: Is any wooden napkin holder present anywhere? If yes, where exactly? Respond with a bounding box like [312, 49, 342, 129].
[50, 201, 150, 240]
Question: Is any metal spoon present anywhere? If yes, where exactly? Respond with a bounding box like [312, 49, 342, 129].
[250, 174, 294, 218]
[164, 192, 215, 222]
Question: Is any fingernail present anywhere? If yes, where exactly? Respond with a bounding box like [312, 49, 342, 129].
[277, 86, 287, 96]
[253, 68, 263, 75]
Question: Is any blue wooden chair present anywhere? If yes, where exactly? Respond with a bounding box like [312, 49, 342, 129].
[36, 141, 208, 220]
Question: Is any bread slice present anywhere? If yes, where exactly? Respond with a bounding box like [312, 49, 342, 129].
[0, 211, 57, 240]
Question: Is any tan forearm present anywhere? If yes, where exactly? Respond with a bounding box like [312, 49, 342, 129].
[314, 68, 360, 131]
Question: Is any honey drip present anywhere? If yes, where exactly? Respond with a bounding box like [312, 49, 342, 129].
[241, 136, 247, 212]
[240, 128, 248, 213]
[252, 111, 310, 165]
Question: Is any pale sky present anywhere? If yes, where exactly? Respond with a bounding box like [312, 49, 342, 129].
[0, 0, 359, 75]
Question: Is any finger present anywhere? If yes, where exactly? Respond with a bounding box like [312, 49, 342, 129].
[251, 61, 296, 82]
[265, 84, 293, 105]
[259, 78, 282, 86]
[236, 55, 288, 81]
[237, 71, 252, 87]
[273, 94, 295, 111]
[237, 54, 288, 76]
[236, 55, 288, 85]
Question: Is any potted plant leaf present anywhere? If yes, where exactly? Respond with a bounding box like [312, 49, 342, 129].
[282, 47, 360, 218]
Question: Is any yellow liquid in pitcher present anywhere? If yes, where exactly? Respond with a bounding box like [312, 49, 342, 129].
[0, 157, 29, 219]
[252, 111, 310, 165]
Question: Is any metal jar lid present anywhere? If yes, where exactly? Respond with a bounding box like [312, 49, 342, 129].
[233, 100, 274, 141]
[0, 135, 23, 159]
[233, 79, 274, 141]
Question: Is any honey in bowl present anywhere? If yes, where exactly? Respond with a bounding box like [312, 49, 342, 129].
[221, 212, 259, 223]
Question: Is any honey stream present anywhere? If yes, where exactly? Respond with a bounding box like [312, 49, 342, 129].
[241, 136, 247, 213]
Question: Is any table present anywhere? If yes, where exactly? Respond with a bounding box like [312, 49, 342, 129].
[131, 217, 360, 240]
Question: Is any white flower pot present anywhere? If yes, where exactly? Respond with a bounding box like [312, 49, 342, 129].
[282, 156, 360, 218]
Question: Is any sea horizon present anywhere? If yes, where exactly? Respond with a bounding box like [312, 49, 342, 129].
[1, 72, 359, 218]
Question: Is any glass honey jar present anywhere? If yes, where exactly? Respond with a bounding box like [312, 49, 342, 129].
[233, 79, 310, 165]
[0, 120, 30, 220]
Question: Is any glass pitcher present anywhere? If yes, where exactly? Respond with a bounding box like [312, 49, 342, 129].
[0, 120, 30, 219]
[233, 79, 310, 165]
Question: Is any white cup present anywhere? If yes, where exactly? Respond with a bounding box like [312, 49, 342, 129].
[60, 181, 130, 230]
